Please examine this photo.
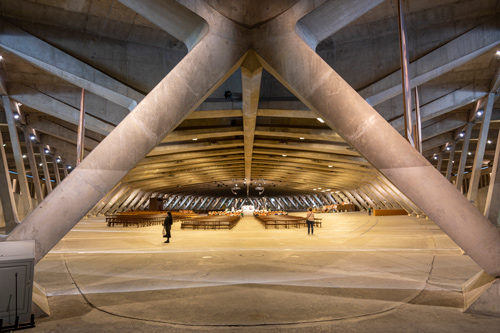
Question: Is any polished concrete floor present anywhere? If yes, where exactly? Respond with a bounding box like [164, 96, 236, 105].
[30, 212, 500, 332]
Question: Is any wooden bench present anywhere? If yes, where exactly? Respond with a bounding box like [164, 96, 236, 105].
[180, 216, 240, 230]
[106, 214, 166, 227]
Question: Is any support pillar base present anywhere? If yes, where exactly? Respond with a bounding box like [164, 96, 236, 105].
[463, 270, 500, 317]
[32, 281, 50, 318]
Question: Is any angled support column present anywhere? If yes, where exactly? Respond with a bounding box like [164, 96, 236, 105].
[436, 151, 444, 174]
[456, 122, 473, 193]
[51, 155, 62, 186]
[0, 127, 19, 232]
[484, 128, 500, 226]
[468, 94, 494, 204]
[445, 140, 457, 180]
[3, 96, 32, 217]
[253, 9, 500, 275]
[37, 143, 53, 194]
[22, 127, 43, 202]
[241, 52, 263, 195]
[6, 3, 249, 263]
[342, 191, 363, 210]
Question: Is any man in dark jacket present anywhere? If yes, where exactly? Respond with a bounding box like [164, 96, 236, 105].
[163, 211, 173, 243]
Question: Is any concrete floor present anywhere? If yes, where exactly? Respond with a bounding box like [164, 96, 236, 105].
[30, 212, 500, 332]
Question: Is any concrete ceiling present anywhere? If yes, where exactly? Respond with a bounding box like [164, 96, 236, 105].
[0, 0, 499, 198]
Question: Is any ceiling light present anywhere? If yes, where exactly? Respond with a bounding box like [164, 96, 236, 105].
[0, 55, 3, 61]
[192, 138, 197, 141]
[282, 154, 287, 157]
[39, 163, 43, 167]
[30, 135, 36, 141]
[459, 132, 464, 138]
[56, 158, 61, 163]
[446, 146, 451, 151]
[2, 144, 5, 147]
[317, 118, 325, 123]
[468, 152, 472, 155]
[13, 113, 20, 120]
[44, 149, 50, 154]
[22, 154, 27, 158]
[318, 187, 322, 189]
[313, 188, 317, 190]
[477, 110, 483, 117]
[326, 189, 331, 191]
[299, 137, 305, 140]
[67, 165, 72, 169]
[487, 140, 492, 144]
[496, 50, 500, 57]
[328, 165, 333, 168]
[433, 156, 438, 160]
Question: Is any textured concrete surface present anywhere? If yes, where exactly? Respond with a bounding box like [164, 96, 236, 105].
[31, 212, 500, 332]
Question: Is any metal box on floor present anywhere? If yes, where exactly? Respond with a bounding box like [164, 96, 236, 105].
[0, 240, 35, 327]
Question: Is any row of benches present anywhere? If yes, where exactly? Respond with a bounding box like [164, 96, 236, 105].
[106, 214, 167, 227]
[255, 216, 322, 229]
[180, 216, 240, 230]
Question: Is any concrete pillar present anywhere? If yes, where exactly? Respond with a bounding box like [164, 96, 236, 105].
[375, 179, 415, 214]
[134, 191, 153, 210]
[468, 93, 494, 205]
[252, 9, 500, 275]
[6, 4, 249, 262]
[445, 140, 457, 180]
[37, 143, 53, 194]
[436, 151, 443, 174]
[117, 189, 141, 212]
[89, 184, 123, 216]
[350, 190, 369, 210]
[3, 96, 32, 217]
[484, 128, 500, 226]
[22, 127, 43, 202]
[0, 127, 19, 232]
[342, 191, 363, 210]
[456, 122, 473, 193]
[51, 155, 62, 186]
[99, 185, 129, 216]
[241, 51, 262, 195]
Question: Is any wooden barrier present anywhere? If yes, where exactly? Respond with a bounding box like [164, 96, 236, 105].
[373, 209, 408, 216]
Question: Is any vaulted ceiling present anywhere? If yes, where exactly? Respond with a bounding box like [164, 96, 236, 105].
[0, 0, 499, 198]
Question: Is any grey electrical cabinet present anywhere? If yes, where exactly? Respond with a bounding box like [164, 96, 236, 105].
[0, 240, 35, 327]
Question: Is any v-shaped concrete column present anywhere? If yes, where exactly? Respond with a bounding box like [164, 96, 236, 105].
[241, 51, 263, 195]
[251, 3, 500, 276]
[6, 2, 250, 262]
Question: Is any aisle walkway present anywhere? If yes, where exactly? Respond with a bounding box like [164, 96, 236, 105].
[32, 212, 500, 332]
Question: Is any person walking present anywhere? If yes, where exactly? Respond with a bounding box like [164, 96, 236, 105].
[306, 208, 315, 235]
[163, 211, 173, 243]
